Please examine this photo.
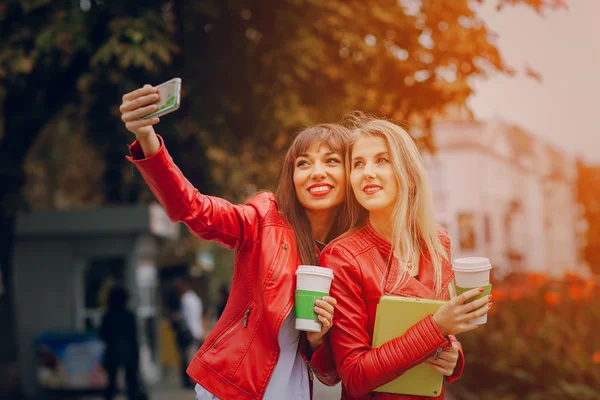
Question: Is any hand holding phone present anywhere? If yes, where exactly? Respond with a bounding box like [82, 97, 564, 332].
[120, 78, 181, 142]
[142, 77, 182, 120]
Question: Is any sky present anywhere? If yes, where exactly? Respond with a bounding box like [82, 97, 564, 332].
[466, 0, 600, 163]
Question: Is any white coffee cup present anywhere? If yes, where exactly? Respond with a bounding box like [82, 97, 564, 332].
[452, 257, 492, 325]
[295, 265, 334, 332]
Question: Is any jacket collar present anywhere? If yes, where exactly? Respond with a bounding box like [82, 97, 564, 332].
[362, 220, 454, 299]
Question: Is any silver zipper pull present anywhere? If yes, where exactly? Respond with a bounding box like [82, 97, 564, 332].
[307, 361, 314, 381]
[243, 309, 251, 328]
[283, 243, 288, 250]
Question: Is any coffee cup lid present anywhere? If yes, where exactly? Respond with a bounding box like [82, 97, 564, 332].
[452, 257, 492, 272]
[296, 265, 334, 279]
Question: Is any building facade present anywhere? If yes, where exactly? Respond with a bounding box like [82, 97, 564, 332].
[425, 120, 582, 279]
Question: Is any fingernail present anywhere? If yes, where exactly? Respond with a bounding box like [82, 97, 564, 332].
[488, 295, 492, 300]
[488, 302, 493, 308]
[313, 306, 319, 312]
[479, 288, 485, 293]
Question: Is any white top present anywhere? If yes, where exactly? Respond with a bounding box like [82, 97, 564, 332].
[181, 290, 203, 340]
[194, 309, 309, 400]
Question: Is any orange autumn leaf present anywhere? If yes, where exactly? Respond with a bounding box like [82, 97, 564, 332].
[544, 291, 561, 306]
[510, 291, 525, 301]
[564, 272, 580, 282]
[584, 279, 597, 298]
[568, 285, 584, 300]
[493, 289, 507, 302]
[585, 279, 595, 290]
[527, 272, 548, 288]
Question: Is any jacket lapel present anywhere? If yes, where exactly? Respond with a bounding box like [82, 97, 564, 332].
[381, 246, 454, 300]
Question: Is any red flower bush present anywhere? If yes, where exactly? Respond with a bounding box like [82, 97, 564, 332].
[452, 272, 600, 400]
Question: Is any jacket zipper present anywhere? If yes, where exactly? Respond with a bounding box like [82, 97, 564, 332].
[270, 242, 289, 281]
[242, 309, 251, 327]
[306, 360, 315, 381]
[212, 309, 251, 348]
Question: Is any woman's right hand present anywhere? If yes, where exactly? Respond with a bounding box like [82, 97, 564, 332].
[432, 287, 492, 336]
[120, 84, 161, 138]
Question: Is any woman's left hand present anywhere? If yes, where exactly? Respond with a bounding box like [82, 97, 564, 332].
[307, 296, 337, 350]
[425, 341, 459, 376]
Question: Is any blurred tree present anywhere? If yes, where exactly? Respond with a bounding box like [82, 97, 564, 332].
[174, 0, 567, 198]
[0, 0, 178, 390]
[577, 161, 600, 276]
[0, 0, 567, 394]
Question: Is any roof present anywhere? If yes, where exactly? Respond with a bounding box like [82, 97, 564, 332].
[16, 202, 179, 239]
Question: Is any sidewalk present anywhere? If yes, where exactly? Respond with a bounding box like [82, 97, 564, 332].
[144, 378, 340, 400]
[313, 381, 457, 400]
[143, 377, 456, 400]
[148, 378, 195, 399]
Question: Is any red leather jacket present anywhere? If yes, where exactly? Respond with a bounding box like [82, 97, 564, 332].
[315, 222, 465, 400]
[127, 137, 336, 399]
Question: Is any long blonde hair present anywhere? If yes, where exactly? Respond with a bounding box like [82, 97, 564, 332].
[345, 114, 448, 296]
[276, 124, 352, 265]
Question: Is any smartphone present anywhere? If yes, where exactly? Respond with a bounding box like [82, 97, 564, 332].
[142, 77, 182, 120]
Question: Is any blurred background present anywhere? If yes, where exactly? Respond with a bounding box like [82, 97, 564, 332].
[1, 0, 598, 399]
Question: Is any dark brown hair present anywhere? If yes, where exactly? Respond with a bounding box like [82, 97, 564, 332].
[276, 124, 352, 265]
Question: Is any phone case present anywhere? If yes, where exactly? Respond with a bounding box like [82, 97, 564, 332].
[142, 77, 181, 120]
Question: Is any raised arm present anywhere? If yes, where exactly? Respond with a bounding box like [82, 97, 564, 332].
[322, 246, 449, 397]
[120, 84, 162, 157]
[120, 85, 259, 250]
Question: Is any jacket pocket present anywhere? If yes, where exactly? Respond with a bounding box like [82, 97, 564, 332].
[212, 308, 252, 349]
[269, 242, 289, 282]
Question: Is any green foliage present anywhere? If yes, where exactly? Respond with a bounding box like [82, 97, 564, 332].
[1, 0, 568, 206]
[171, 0, 567, 200]
[0, 0, 180, 208]
[0, 1, 570, 386]
[91, 13, 178, 70]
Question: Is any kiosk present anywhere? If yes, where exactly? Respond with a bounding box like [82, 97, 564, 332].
[12, 203, 178, 398]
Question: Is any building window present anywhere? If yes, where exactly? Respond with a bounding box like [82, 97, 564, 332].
[457, 212, 476, 251]
[484, 215, 492, 244]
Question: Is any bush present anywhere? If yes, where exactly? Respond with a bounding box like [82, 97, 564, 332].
[453, 273, 600, 400]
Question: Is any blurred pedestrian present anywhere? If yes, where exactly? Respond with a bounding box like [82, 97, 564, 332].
[169, 277, 203, 388]
[99, 286, 142, 400]
[120, 84, 344, 400]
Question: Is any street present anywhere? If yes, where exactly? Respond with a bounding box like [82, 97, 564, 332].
[141, 377, 342, 400]
[128, 374, 456, 400]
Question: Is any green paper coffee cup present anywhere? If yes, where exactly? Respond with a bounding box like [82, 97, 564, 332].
[452, 257, 492, 325]
[295, 265, 334, 332]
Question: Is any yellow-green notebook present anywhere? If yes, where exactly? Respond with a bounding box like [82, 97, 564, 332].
[372, 296, 448, 397]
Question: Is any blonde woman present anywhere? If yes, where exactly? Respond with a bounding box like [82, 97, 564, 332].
[318, 116, 493, 399]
